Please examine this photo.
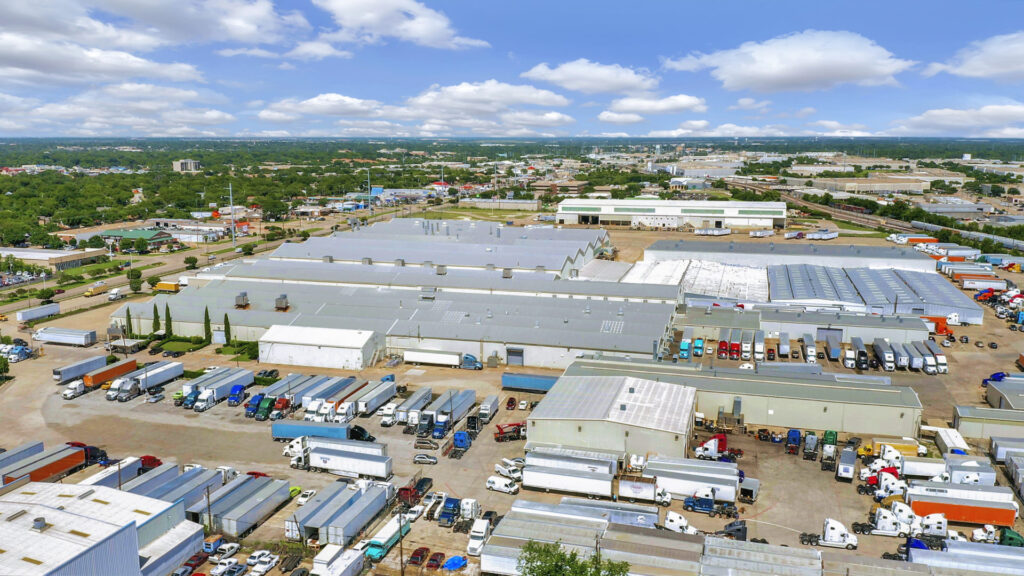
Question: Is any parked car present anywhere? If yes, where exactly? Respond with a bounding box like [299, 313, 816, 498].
[172, 568, 193, 576]
[426, 553, 446, 570]
[506, 397, 516, 410]
[225, 565, 247, 576]
[816, 351, 825, 360]
[409, 548, 430, 566]
[960, 335, 969, 343]
[246, 550, 272, 566]
[414, 439, 438, 450]
[1012, 325, 1019, 332]
[297, 490, 316, 505]
[184, 553, 209, 569]
[518, 400, 529, 410]
[170, 350, 185, 358]
[256, 369, 279, 378]
[414, 454, 438, 465]
[767, 349, 775, 361]
[251, 554, 279, 575]
[482, 510, 498, 526]
[210, 559, 238, 576]
[738, 363, 754, 370]
[941, 338, 952, 347]
[990, 342, 999, 349]
[976, 341, 985, 348]
[147, 394, 165, 403]
[213, 543, 239, 561]
[149, 347, 164, 356]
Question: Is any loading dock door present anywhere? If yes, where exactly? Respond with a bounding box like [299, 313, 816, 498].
[816, 328, 843, 343]
[507, 347, 525, 366]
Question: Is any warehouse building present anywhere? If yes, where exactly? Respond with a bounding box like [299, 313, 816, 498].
[259, 325, 384, 370]
[916, 201, 994, 220]
[556, 199, 787, 229]
[955, 406, 1024, 439]
[812, 177, 929, 194]
[527, 375, 695, 457]
[113, 276, 674, 370]
[0, 247, 106, 271]
[272, 218, 609, 277]
[987, 380, 1024, 410]
[564, 356, 923, 437]
[645, 240, 937, 273]
[0, 479, 202, 576]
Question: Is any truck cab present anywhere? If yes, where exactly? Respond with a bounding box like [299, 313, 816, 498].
[255, 397, 275, 421]
[182, 389, 202, 409]
[693, 338, 704, 357]
[116, 384, 140, 402]
[105, 378, 125, 400]
[270, 398, 291, 420]
[679, 340, 690, 360]
[461, 354, 483, 370]
[416, 415, 434, 438]
[438, 497, 462, 527]
[62, 380, 85, 400]
[717, 339, 728, 359]
[194, 390, 214, 412]
[227, 385, 247, 407]
[467, 519, 490, 556]
[303, 399, 322, 421]
[245, 394, 265, 418]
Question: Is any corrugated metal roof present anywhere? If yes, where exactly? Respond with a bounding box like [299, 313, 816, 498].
[529, 375, 695, 436]
[956, 405, 1024, 423]
[648, 240, 933, 264]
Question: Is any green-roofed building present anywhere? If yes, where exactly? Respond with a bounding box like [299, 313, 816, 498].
[99, 228, 174, 249]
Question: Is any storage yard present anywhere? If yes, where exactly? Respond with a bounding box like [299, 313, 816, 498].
[5, 218, 1024, 575]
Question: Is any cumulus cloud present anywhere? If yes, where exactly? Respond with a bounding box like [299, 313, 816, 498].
[500, 110, 575, 126]
[647, 120, 800, 137]
[402, 80, 569, 115]
[808, 120, 871, 137]
[925, 31, 1024, 81]
[729, 97, 771, 111]
[312, 0, 487, 49]
[890, 103, 1024, 136]
[284, 41, 352, 61]
[794, 107, 817, 118]
[609, 94, 706, 114]
[664, 30, 914, 92]
[598, 111, 645, 124]
[521, 58, 658, 94]
[261, 93, 382, 120]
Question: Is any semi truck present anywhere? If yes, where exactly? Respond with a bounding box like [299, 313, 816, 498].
[62, 379, 87, 399]
[836, 448, 857, 481]
[891, 342, 910, 369]
[154, 281, 180, 293]
[403, 349, 482, 370]
[477, 394, 500, 424]
[717, 328, 729, 359]
[802, 333, 817, 364]
[873, 339, 895, 371]
[357, 380, 397, 416]
[778, 332, 791, 358]
[418, 390, 455, 436]
[740, 330, 754, 361]
[851, 337, 869, 370]
[728, 329, 741, 360]
[825, 334, 841, 362]
[83, 359, 137, 390]
[53, 355, 107, 384]
[644, 469, 739, 502]
[395, 387, 432, 424]
[282, 436, 387, 458]
[292, 447, 392, 479]
[271, 421, 350, 442]
[679, 327, 694, 360]
[195, 369, 253, 412]
[693, 337, 704, 357]
[432, 389, 476, 439]
[364, 515, 411, 562]
[923, 340, 949, 374]
[300, 377, 353, 410]
[913, 342, 938, 375]
[906, 343, 925, 371]
[753, 330, 765, 362]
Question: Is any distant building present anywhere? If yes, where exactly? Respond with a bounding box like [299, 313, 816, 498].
[0, 247, 106, 271]
[171, 159, 201, 173]
[915, 202, 993, 220]
[556, 199, 786, 229]
[788, 165, 854, 176]
[99, 229, 174, 250]
[812, 177, 930, 194]
[531, 180, 588, 196]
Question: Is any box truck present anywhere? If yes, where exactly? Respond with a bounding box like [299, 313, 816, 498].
[53, 355, 106, 383]
[403, 349, 482, 369]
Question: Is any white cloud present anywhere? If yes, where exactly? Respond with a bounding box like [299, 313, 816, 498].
[608, 94, 707, 114]
[597, 131, 630, 137]
[284, 41, 352, 61]
[809, 120, 867, 131]
[312, 0, 487, 49]
[257, 109, 299, 122]
[891, 103, 1024, 136]
[10, 82, 234, 136]
[646, 120, 710, 137]
[262, 93, 383, 120]
[647, 120, 800, 137]
[0, 32, 201, 85]
[664, 30, 914, 92]
[521, 59, 657, 94]
[217, 47, 280, 58]
[500, 110, 575, 126]
[402, 80, 569, 115]
[794, 106, 817, 118]
[598, 111, 644, 124]
[925, 31, 1024, 81]
[729, 97, 771, 111]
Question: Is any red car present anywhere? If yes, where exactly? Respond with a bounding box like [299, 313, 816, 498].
[54, 289, 65, 294]
[246, 471, 269, 478]
[184, 552, 209, 569]
[427, 552, 445, 570]
[506, 397, 516, 410]
[408, 547, 429, 566]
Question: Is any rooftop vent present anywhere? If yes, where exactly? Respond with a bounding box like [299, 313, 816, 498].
[322, 256, 334, 263]
[395, 259, 405, 267]
[31, 518, 48, 532]
[620, 404, 627, 411]
[436, 265, 447, 276]
[628, 387, 635, 394]
[235, 292, 249, 308]
[617, 306, 624, 316]
[502, 268, 513, 279]
[361, 257, 373, 265]
[275, 294, 289, 311]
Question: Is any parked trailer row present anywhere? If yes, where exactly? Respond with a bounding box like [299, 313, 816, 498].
[83, 359, 137, 389]
[79, 456, 142, 488]
[357, 380, 397, 416]
[272, 421, 350, 442]
[52, 355, 107, 383]
[1, 445, 86, 483]
[642, 468, 739, 503]
[395, 387, 432, 424]
[195, 369, 254, 412]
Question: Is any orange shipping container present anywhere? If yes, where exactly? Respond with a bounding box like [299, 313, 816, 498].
[1, 447, 85, 483]
[83, 358, 137, 388]
[907, 237, 937, 244]
[953, 273, 998, 281]
[909, 496, 1017, 527]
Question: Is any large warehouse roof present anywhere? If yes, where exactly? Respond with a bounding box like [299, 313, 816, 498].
[260, 325, 375, 348]
[350, 218, 608, 246]
[564, 356, 922, 409]
[0, 502, 128, 575]
[557, 198, 787, 216]
[646, 240, 935, 271]
[530, 375, 695, 436]
[119, 278, 674, 354]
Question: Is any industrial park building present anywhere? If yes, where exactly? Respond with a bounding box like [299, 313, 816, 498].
[645, 240, 937, 272]
[0, 480, 202, 576]
[527, 375, 695, 457]
[556, 199, 787, 229]
[0, 247, 106, 271]
[564, 356, 923, 438]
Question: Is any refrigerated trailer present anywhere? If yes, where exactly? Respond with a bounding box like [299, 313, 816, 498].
[53, 355, 106, 383]
[301, 377, 353, 408]
[891, 342, 909, 369]
[33, 327, 96, 347]
[395, 387, 432, 424]
[16, 302, 59, 322]
[906, 343, 924, 371]
[924, 340, 949, 374]
[740, 330, 754, 361]
[873, 339, 895, 371]
[753, 330, 766, 362]
[643, 468, 739, 502]
[802, 333, 817, 364]
[851, 337, 869, 370]
[297, 447, 392, 479]
[778, 332, 791, 357]
[522, 466, 613, 499]
[133, 361, 184, 392]
[357, 380, 397, 415]
[478, 394, 500, 424]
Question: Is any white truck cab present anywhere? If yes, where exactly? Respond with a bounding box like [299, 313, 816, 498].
[466, 519, 490, 556]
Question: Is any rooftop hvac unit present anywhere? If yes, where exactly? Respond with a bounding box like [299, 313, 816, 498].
[235, 292, 249, 308]
[395, 259, 405, 267]
[535, 266, 546, 273]
[502, 268, 513, 279]
[423, 261, 433, 269]
[322, 256, 333, 263]
[486, 264, 495, 271]
[436, 265, 447, 275]
[275, 294, 289, 311]
[361, 257, 373, 265]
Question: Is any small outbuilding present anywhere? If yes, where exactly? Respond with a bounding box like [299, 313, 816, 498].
[258, 324, 383, 370]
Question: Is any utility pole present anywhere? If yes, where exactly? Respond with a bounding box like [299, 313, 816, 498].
[205, 485, 213, 532]
[397, 512, 407, 576]
[226, 183, 236, 247]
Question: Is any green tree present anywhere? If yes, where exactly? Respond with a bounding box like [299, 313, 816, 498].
[184, 256, 198, 269]
[203, 307, 212, 343]
[152, 303, 160, 334]
[86, 235, 106, 249]
[146, 275, 161, 288]
[127, 268, 141, 280]
[125, 307, 134, 338]
[119, 237, 132, 252]
[223, 313, 232, 344]
[0, 356, 9, 379]
[129, 278, 143, 292]
[518, 541, 628, 576]
[133, 237, 148, 253]
[164, 304, 173, 337]
[241, 243, 255, 255]
[35, 288, 55, 301]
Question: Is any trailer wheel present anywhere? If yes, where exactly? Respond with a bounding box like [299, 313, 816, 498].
[846, 544, 855, 550]
[709, 511, 717, 518]
[898, 532, 906, 539]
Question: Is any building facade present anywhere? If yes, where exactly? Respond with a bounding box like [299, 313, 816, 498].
[557, 199, 787, 229]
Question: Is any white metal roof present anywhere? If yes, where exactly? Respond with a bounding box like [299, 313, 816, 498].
[259, 324, 376, 348]
[0, 502, 124, 575]
[0, 482, 172, 528]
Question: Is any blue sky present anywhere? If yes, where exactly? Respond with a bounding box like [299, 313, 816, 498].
[2, 0, 1024, 138]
